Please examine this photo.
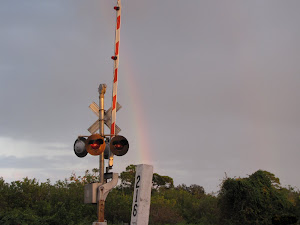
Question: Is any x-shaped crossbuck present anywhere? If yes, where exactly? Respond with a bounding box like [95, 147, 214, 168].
[88, 102, 122, 135]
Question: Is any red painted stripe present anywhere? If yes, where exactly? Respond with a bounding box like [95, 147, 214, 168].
[114, 68, 118, 83]
[111, 123, 115, 134]
[117, 16, 121, 30]
[112, 95, 117, 110]
[115, 41, 119, 55]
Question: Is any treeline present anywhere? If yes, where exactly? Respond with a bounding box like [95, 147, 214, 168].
[0, 165, 300, 225]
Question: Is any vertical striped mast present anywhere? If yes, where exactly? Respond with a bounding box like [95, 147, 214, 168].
[110, 0, 121, 167]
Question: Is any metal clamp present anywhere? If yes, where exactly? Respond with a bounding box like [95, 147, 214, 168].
[97, 173, 118, 201]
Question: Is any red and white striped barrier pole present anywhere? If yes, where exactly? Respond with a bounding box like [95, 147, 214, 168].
[110, 0, 121, 167]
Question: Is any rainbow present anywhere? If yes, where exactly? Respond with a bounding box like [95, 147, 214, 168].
[120, 42, 153, 164]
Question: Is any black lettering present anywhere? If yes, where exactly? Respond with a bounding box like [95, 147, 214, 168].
[136, 175, 140, 188]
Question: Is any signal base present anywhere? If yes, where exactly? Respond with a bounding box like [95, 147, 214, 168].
[92, 221, 107, 225]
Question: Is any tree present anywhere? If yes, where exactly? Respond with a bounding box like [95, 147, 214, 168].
[152, 173, 174, 189]
[218, 170, 298, 225]
[149, 194, 184, 225]
[105, 189, 132, 224]
[176, 184, 205, 198]
[120, 165, 175, 190]
[1, 166, 299, 225]
[120, 164, 136, 189]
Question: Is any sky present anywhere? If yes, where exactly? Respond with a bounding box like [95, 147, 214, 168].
[0, 0, 300, 193]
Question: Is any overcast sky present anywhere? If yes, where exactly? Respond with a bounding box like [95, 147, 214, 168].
[0, 0, 300, 193]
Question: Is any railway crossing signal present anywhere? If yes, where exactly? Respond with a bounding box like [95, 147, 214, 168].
[110, 135, 129, 156]
[73, 134, 107, 158]
[88, 102, 122, 135]
[73, 1, 128, 223]
[74, 137, 88, 158]
[86, 134, 106, 156]
[74, 134, 129, 158]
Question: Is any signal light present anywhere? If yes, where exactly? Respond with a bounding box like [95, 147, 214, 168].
[110, 135, 129, 156]
[86, 134, 106, 156]
[114, 6, 120, 10]
[74, 137, 88, 158]
[111, 56, 117, 60]
[90, 140, 101, 149]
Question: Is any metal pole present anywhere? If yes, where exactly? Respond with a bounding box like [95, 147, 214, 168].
[98, 84, 106, 223]
[98, 84, 106, 184]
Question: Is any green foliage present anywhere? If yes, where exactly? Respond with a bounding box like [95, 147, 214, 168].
[119, 164, 136, 190]
[153, 173, 174, 189]
[150, 194, 184, 225]
[0, 168, 299, 225]
[0, 175, 96, 225]
[218, 170, 299, 225]
[105, 188, 132, 223]
[120, 164, 174, 190]
[149, 184, 217, 225]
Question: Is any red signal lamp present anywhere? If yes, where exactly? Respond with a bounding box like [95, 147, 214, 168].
[86, 134, 106, 156]
[114, 143, 123, 150]
[90, 140, 101, 149]
[110, 135, 129, 156]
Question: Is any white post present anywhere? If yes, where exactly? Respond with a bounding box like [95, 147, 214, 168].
[130, 164, 153, 225]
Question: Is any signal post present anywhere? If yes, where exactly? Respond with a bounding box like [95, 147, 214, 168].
[72, 1, 134, 224]
[74, 84, 129, 225]
[98, 83, 106, 223]
[98, 84, 105, 184]
[74, 83, 129, 224]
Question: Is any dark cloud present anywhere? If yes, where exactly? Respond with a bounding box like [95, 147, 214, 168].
[0, 155, 56, 168]
[0, 0, 300, 192]
[0, 152, 87, 169]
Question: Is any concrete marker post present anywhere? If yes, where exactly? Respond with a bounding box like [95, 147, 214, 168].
[131, 164, 153, 225]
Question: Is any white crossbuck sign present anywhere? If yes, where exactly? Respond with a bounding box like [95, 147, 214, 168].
[88, 102, 122, 135]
